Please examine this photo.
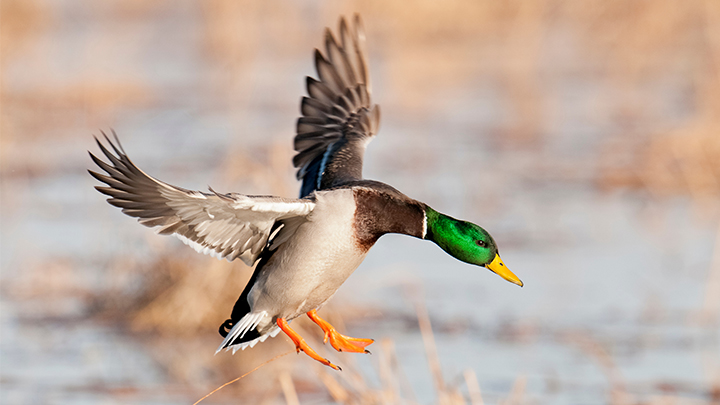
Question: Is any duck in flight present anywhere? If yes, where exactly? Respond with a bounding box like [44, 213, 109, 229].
[89, 15, 523, 370]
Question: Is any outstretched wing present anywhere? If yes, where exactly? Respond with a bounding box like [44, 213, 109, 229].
[89, 132, 315, 266]
[293, 15, 381, 198]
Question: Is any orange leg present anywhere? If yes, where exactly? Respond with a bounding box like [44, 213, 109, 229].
[276, 317, 341, 370]
[307, 309, 374, 354]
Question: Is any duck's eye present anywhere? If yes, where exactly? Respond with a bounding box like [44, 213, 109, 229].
[476, 240, 486, 248]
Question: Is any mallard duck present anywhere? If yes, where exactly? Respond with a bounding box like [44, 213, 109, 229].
[89, 15, 522, 370]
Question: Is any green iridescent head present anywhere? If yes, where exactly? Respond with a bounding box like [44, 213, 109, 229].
[424, 207, 523, 287]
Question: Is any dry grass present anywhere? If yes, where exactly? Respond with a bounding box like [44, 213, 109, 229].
[3, 0, 720, 403]
[4, 0, 720, 195]
[84, 249, 720, 404]
[2, 0, 718, 145]
[595, 0, 720, 204]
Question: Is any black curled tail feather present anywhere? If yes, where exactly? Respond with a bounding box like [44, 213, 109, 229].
[217, 288, 262, 349]
[217, 289, 262, 349]
[217, 281, 257, 348]
[219, 319, 234, 338]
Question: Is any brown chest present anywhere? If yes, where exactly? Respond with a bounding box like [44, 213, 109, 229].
[352, 187, 426, 250]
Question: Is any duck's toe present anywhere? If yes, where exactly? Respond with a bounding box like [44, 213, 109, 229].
[327, 331, 374, 353]
[277, 317, 342, 370]
[307, 309, 374, 354]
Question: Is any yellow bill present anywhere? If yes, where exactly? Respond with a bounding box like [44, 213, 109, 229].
[486, 254, 523, 287]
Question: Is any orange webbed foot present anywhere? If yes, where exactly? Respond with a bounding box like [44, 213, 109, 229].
[307, 309, 374, 354]
[277, 317, 341, 370]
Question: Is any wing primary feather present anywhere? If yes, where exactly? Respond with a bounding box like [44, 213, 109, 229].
[315, 48, 344, 94]
[293, 15, 379, 197]
[90, 133, 315, 265]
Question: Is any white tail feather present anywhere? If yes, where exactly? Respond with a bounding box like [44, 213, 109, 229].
[215, 311, 269, 354]
[230, 326, 281, 353]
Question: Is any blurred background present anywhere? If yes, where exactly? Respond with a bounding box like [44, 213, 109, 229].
[1, 0, 719, 404]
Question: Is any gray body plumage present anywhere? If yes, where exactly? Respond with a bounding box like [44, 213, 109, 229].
[228, 189, 367, 347]
[218, 182, 427, 351]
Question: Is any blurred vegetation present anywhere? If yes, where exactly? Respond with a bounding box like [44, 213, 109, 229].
[3, 0, 720, 194]
[2, 0, 719, 404]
